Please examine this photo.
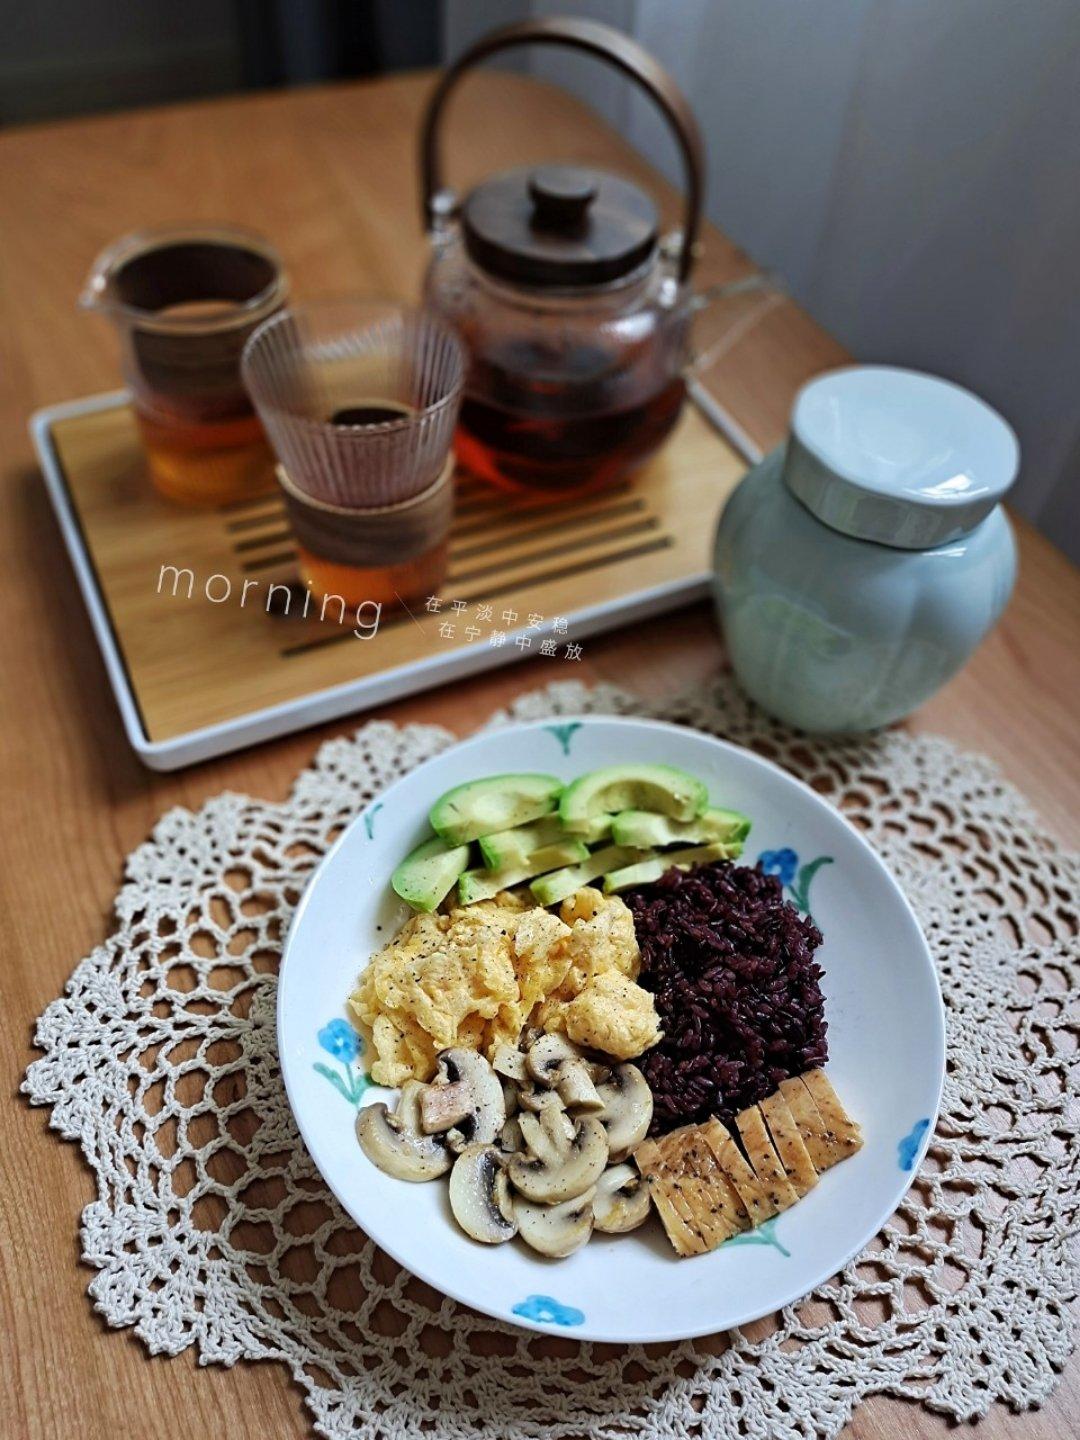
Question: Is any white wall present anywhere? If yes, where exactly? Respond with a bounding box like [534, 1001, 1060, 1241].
[447, 0, 1080, 562]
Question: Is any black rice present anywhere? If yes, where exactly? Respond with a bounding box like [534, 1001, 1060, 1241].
[626, 860, 828, 1134]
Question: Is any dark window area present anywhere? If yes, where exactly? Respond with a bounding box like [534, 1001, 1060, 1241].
[0, 0, 442, 126]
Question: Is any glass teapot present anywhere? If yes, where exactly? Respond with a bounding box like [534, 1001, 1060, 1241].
[420, 17, 744, 498]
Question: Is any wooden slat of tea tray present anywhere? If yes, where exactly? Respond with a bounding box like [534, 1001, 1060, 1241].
[44, 396, 745, 747]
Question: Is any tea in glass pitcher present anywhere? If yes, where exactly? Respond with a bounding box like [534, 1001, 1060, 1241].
[81, 225, 287, 505]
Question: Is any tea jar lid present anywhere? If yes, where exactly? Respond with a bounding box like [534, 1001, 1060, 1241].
[783, 366, 1019, 550]
[460, 163, 659, 287]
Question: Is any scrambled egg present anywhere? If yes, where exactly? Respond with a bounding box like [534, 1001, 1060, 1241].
[547, 970, 661, 1058]
[350, 889, 660, 1086]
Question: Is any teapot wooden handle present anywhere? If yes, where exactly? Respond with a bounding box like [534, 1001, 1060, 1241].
[419, 16, 705, 283]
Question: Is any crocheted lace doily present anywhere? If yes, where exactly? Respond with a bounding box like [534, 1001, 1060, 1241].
[24, 677, 1079, 1440]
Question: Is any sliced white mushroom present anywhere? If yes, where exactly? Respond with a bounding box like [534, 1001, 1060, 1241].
[595, 1063, 653, 1162]
[492, 1043, 527, 1084]
[525, 1032, 604, 1112]
[357, 1028, 655, 1259]
[448, 1144, 518, 1244]
[425, 1048, 506, 1154]
[517, 1099, 573, 1167]
[515, 1188, 596, 1258]
[356, 1087, 451, 1183]
[516, 1079, 549, 1113]
[397, 1077, 428, 1127]
[557, 1064, 604, 1112]
[526, 1031, 582, 1084]
[507, 1114, 609, 1203]
[593, 1163, 652, 1233]
[517, 1112, 556, 1166]
[498, 1114, 524, 1154]
[420, 1080, 473, 1134]
[537, 1090, 573, 1136]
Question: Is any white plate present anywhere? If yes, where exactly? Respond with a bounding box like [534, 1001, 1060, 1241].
[278, 716, 944, 1342]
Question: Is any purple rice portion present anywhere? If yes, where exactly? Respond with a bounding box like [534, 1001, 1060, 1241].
[626, 859, 828, 1135]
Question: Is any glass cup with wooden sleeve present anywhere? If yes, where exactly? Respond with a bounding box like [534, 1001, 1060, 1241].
[241, 299, 465, 612]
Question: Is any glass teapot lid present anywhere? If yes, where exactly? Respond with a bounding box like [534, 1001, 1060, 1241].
[461, 163, 659, 288]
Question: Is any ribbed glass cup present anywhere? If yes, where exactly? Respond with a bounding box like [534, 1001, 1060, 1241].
[240, 299, 465, 507]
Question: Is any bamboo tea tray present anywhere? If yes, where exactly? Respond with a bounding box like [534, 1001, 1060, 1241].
[31, 389, 748, 769]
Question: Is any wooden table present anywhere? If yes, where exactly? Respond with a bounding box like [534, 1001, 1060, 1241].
[0, 72, 1076, 1440]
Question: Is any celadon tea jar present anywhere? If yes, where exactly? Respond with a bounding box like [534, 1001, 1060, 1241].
[713, 367, 1019, 733]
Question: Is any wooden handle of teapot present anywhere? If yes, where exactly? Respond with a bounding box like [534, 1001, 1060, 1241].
[419, 16, 706, 284]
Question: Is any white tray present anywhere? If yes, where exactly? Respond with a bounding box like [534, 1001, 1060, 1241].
[30, 385, 756, 770]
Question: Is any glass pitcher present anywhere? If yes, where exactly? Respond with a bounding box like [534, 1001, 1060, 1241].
[81, 224, 287, 505]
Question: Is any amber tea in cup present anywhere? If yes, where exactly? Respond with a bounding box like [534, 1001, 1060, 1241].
[242, 300, 465, 611]
[81, 225, 287, 505]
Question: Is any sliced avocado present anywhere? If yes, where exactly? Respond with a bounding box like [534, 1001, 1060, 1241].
[478, 815, 561, 869]
[559, 764, 708, 833]
[430, 773, 563, 845]
[392, 835, 472, 912]
[610, 806, 751, 849]
[457, 839, 590, 906]
[602, 842, 739, 894]
[529, 845, 648, 908]
[478, 812, 612, 869]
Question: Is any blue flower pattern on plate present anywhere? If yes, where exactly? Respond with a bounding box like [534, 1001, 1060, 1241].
[544, 722, 583, 756]
[759, 847, 799, 887]
[512, 1294, 585, 1327]
[898, 1117, 931, 1171]
[319, 1018, 360, 1062]
[758, 847, 833, 917]
[725, 1214, 791, 1257]
[363, 802, 383, 840]
[314, 1019, 370, 1106]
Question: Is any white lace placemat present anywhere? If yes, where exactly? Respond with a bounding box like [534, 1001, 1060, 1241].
[24, 677, 1079, 1440]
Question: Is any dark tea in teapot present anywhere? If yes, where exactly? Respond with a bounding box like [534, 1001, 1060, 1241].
[456, 366, 685, 493]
